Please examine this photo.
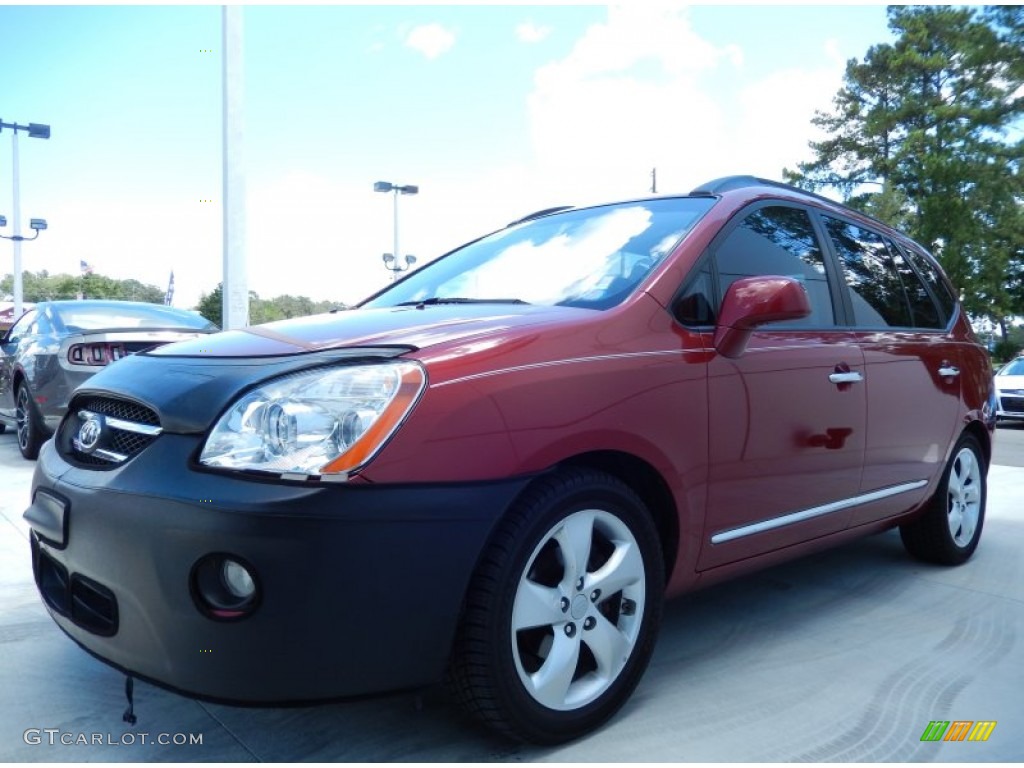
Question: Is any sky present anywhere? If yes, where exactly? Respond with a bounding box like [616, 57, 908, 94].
[0, 2, 897, 312]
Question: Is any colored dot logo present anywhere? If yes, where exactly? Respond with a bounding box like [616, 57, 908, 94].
[199, 499, 213, 504]
[200, 649, 213, 653]
[199, 49, 214, 53]
[199, 199, 214, 203]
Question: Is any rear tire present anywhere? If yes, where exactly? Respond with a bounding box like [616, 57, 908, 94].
[900, 434, 986, 565]
[16, 383, 44, 460]
[450, 468, 664, 744]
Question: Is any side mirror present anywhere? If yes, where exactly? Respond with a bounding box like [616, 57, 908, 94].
[713, 276, 811, 358]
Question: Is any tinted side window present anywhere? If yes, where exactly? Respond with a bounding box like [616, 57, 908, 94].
[715, 206, 834, 328]
[824, 217, 912, 328]
[887, 242, 943, 329]
[901, 245, 956, 324]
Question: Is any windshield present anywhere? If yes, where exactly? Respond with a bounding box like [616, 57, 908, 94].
[54, 303, 217, 332]
[362, 197, 715, 311]
[999, 358, 1024, 376]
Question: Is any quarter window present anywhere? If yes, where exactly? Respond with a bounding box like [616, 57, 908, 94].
[900, 245, 956, 325]
[888, 244, 943, 329]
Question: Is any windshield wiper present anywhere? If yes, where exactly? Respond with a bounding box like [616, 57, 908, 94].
[395, 297, 530, 307]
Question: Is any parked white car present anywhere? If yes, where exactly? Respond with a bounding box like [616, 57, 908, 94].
[994, 357, 1024, 422]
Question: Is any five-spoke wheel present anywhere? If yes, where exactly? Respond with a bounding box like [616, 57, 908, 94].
[450, 468, 663, 744]
[900, 433, 986, 565]
[16, 384, 44, 460]
[511, 508, 647, 712]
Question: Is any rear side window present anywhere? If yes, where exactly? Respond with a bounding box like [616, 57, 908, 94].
[713, 206, 835, 328]
[824, 217, 913, 328]
[900, 245, 956, 325]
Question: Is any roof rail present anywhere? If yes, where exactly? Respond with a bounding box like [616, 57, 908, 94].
[690, 175, 840, 207]
[691, 174, 906, 234]
[507, 205, 574, 227]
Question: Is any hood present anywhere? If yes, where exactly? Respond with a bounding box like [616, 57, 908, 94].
[995, 374, 1024, 391]
[148, 304, 591, 358]
[70, 303, 595, 433]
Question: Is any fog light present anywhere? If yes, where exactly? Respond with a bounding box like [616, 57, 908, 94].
[191, 554, 260, 620]
[222, 559, 255, 599]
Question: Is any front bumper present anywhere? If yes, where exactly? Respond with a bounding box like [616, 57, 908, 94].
[26, 437, 529, 704]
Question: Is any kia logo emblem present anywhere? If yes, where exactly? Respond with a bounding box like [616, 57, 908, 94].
[74, 414, 104, 454]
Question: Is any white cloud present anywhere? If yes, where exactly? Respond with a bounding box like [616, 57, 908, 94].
[733, 63, 847, 180]
[525, 4, 739, 197]
[523, 4, 845, 198]
[404, 23, 456, 60]
[515, 21, 551, 44]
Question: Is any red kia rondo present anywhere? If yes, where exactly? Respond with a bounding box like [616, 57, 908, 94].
[25, 176, 995, 743]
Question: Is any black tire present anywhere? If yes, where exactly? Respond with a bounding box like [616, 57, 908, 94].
[15, 383, 44, 460]
[449, 467, 664, 744]
[0, 423, 6, 434]
[900, 433, 986, 565]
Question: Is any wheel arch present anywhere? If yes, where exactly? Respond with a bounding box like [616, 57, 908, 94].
[12, 366, 27, 393]
[557, 450, 679, 583]
[961, 419, 992, 469]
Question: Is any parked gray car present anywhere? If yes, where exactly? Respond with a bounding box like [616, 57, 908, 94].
[0, 300, 216, 459]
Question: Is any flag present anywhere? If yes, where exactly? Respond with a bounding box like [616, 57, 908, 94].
[80, 260, 94, 275]
[164, 270, 175, 306]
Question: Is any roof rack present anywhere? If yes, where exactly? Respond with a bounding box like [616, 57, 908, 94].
[690, 175, 841, 208]
[507, 205, 574, 227]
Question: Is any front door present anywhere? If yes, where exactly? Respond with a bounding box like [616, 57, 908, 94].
[678, 203, 868, 570]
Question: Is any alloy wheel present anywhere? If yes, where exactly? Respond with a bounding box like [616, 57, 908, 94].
[511, 508, 646, 711]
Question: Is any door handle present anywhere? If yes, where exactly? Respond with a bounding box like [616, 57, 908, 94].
[938, 365, 960, 378]
[829, 371, 863, 384]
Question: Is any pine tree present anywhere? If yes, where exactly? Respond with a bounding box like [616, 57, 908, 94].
[784, 5, 1024, 334]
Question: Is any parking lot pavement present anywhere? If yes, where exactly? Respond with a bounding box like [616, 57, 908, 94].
[1, 430, 1022, 762]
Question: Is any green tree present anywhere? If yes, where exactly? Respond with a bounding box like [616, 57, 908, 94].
[194, 284, 346, 327]
[196, 283, 223, 327]
[1, 270, 167, 303]
[784, 5, 1024, 337]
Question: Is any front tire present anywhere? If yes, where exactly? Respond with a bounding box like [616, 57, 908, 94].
[900, 434, 986, 565]
[450, 468, 664, 744]
[16, 383, 44, 460]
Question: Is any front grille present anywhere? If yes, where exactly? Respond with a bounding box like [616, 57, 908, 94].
[1000, 396, 1024, 413]
[76, 396, 159, 426]
[57, 395, 162, 468]
[32, 539, 119, 636]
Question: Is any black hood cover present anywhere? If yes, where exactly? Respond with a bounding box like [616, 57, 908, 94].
[69, 347, 412, 434]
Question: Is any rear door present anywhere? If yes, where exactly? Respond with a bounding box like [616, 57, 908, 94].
[819, 216, 961, 525]
[682, 204, 867, 570]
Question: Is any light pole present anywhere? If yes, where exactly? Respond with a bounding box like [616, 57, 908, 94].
[374, 180, 418, 280]
[0, 120, 50, 321]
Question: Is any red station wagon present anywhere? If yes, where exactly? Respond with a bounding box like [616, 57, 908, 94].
[24, 176, 995, 743]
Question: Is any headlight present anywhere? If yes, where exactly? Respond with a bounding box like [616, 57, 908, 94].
[199, 361, 425, 477]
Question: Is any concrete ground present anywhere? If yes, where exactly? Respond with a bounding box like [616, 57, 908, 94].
[1, 427, 1022, 762]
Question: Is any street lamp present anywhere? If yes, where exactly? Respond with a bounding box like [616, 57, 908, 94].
[0, 119, 51, 320]
[374, 180, 418, 280]
[0, 217, 48, 242]
[382, 252, 417, 277]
